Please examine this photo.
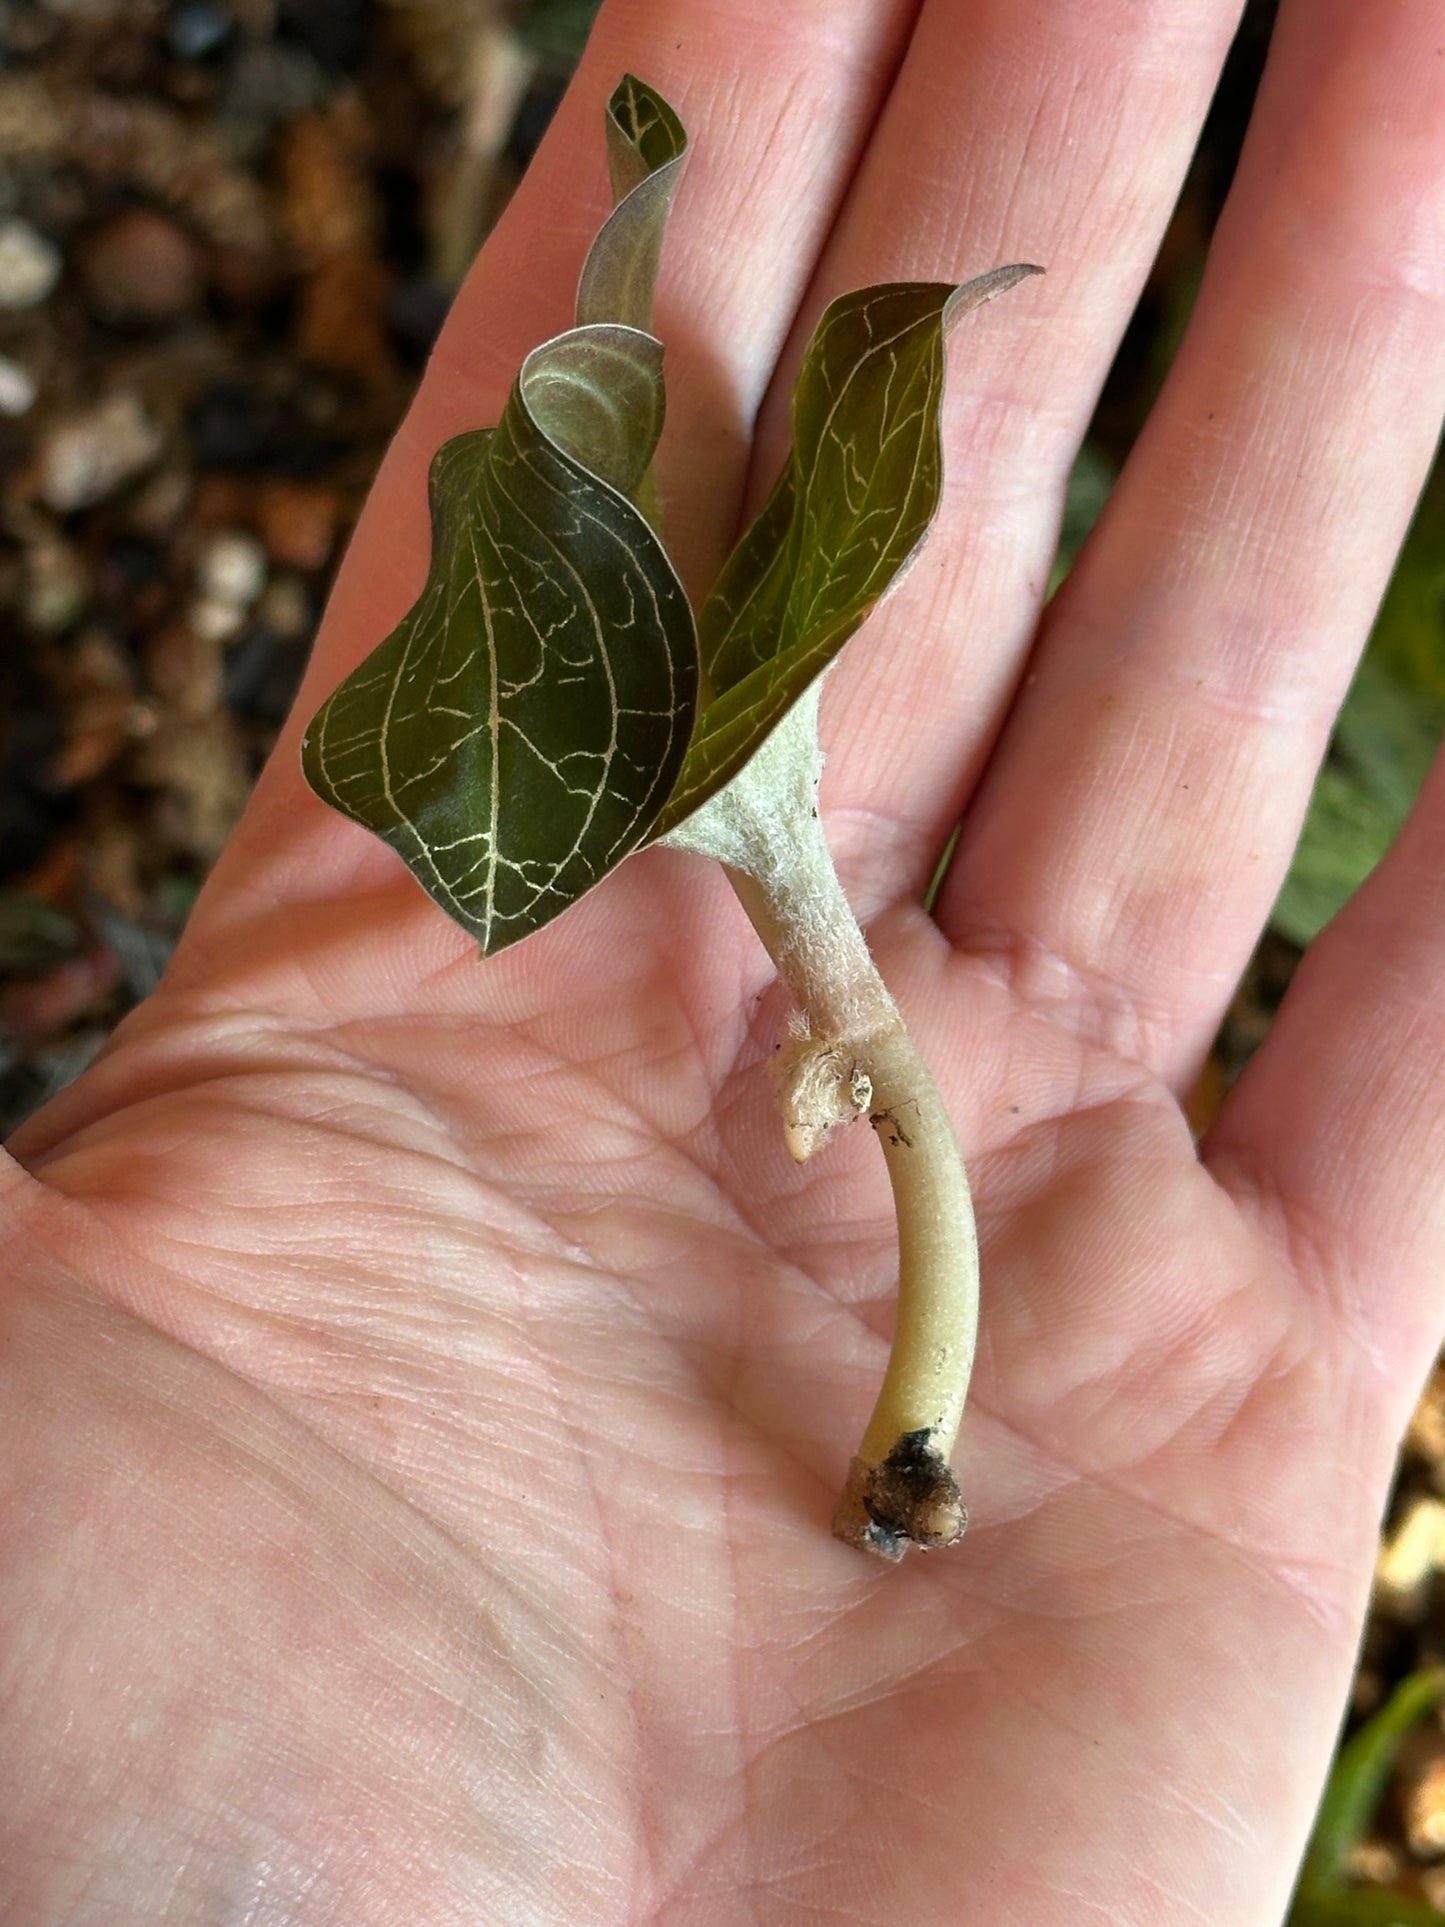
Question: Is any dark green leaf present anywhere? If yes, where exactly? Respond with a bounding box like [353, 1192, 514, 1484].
[302, 81, 696, 952]
[301, 325, 696, 954]
[575, 75, 688, 334]
[653, 265, 1041, 837]
[301, 84, 1048, 958]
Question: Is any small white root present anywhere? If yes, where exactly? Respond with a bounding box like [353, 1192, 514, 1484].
[772, 1018, 873, 1163]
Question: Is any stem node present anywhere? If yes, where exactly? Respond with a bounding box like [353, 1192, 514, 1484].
[773, 1022, 873, 1163]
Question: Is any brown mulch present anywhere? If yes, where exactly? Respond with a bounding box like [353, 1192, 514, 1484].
[0, 0, 556, 1123]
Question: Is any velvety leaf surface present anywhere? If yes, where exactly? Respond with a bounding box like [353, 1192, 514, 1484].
[575, 74, 687, 333]
[653, 265, 1040, 838]
[301, 329, 696, 953]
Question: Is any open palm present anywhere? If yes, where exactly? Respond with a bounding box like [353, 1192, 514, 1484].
[5, 3, 1445, 1921]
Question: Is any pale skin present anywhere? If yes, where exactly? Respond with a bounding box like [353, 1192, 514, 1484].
[3, 0, 1445, 1918]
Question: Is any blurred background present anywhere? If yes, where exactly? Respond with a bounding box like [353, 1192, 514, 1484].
[0, 1, 1441, 1912]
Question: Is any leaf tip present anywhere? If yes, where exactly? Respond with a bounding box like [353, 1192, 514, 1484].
[944, 261, 1046, 328]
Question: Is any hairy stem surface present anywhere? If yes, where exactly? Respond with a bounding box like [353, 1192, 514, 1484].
[662, 691, 979, 1561]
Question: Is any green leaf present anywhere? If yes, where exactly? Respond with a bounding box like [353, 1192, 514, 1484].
[514, 0, 603, 69]
[1271, 763, 1402, 949]
[575, 75, 688, 334]
[301, 84, 1046, 961]
[1273, 461, 1445, 946]
[1290, 1889, 1445, 1926]
[301, 323, 697, 954]
[302, 79, 697, 953]
[652, 265, 1041, 838]
[1048, 439, 1114, 595]
[1334, 652, 1445, 825]
[1296, 1670, 1445, 1899]
[521, 322, 666, 500]
[1288, 1669, 1445, 1925]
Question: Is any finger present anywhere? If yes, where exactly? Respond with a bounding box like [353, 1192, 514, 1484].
[1208, 738, 1445, 1403]
[745, 0, 1246, 914]
[935, 0, 1445, 1087]
[207, 0, 921, 918]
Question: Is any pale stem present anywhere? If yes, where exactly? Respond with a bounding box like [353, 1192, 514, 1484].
[662, 691, 980, 1561]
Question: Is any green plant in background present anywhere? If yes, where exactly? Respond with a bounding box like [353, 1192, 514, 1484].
[1044, 426, 1445, 958]
[515, 0, 604, 69]
[1274, 463, 1445, 947]
[1288, 1670, 1445, 1925]
[302, 76, 1041, 1560]
[1048, 440, 1115, 596]
[0, 892, 80, 976]
[1036, 385, 1445, 960]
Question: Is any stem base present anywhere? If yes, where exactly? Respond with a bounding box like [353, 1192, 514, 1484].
[832, 1431, 968, 1562]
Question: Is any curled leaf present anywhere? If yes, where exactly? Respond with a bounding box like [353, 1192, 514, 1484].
[521, 322, 666, 499]
[301, 328, 696, 954]
[575, 74, 688, 332]
[653, 264, 1041, 837]
[302, 74, 1044, 964]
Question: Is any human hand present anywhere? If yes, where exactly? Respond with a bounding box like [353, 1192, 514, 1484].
[4, 3, 1444, 1920]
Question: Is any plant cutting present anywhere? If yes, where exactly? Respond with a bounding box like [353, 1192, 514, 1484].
[301, 75, 1040, 1562]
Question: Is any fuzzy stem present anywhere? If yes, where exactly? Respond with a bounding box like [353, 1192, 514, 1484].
[662, 691, 979, 1561]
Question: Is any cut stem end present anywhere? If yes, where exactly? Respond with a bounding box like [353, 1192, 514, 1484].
[831, 1431, 967, 1563]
